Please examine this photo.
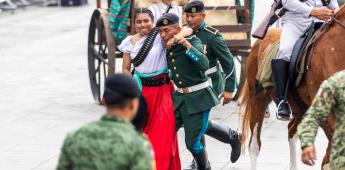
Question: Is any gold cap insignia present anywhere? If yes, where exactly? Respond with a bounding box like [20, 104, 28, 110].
[191, 7, 197, 13]
[163, 19, 168, 25]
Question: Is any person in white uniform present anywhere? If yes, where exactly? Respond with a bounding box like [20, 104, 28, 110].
[149, 0, 183, 25]
[272, 0, 339, 120]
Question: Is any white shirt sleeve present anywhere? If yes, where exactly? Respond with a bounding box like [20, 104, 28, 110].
[118, 36, 133, 53]
[282, 0, 314, 18]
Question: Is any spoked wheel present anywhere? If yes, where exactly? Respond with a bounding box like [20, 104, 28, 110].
[232, 51, 248, 100]
[88, 9, 116, 104]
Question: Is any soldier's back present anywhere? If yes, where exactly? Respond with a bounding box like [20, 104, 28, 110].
[57, 114, 153, 170]
[310, 70, 345, 169]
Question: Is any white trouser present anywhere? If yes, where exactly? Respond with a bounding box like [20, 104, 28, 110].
[277, 20, 311, 61]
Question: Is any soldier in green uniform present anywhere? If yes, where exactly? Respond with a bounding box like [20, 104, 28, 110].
[298, 70, 345, 169]
[157, 13, 219, 170]
[56, 74, 155, 170]
[183, 1, 241, 169]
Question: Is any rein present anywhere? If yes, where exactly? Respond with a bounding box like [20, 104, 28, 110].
[291, 15, 345, 114]
[313, 16, 345, 44]
[301, 15, 345, 72]
[331, 16, 345, 30]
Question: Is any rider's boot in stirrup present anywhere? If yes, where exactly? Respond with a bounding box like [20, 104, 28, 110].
[271, 59, 291, 121]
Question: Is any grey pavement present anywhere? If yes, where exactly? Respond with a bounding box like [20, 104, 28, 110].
[0, 1, 328, 170]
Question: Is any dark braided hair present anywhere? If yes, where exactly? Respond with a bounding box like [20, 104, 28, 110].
[134, 8, 154, 21]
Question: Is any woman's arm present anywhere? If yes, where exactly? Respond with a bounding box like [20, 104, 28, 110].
[122, 53, 132, 76]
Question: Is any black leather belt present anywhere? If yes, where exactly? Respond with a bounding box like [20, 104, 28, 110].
[141, 77, 170, 87]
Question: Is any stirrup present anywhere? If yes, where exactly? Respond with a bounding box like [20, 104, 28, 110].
[276, 100, 292, 121]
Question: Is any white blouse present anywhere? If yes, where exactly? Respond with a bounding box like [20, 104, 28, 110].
[149, 2, 183, 25]
[118, 35, 167, 74]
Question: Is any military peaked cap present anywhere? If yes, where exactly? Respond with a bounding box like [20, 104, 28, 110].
[156, 13, 179, 27]
[184, 1, 205, 13]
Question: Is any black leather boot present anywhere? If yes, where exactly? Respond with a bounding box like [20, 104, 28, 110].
[192, 149, 211, 170]
[205, 121, 241, 163]
[184, 137, 206, 170]
[184, 122, 242, 169]
[271, 59, 291, 121]
[184, 159, 197, 170]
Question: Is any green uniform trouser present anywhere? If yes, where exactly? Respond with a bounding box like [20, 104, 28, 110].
[175, 102, 210, 154]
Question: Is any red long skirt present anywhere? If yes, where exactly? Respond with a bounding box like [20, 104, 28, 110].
[142, 75, 181, 170]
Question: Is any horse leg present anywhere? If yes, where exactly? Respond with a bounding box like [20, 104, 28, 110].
[247, 94, 269, 170]
[249, 123, 261, 170]
[287, 115, 302, 170]
[288, 134, 298, 170]
[320, 113, 336, 170]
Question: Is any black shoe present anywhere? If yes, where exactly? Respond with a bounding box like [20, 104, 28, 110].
[184, 159, 198, 170]
[184, 137, 206, 170]
[271, 59, 291, 121]
[205, 121, 241, 163]
[192, 150, 211, 170]
[277, 101, 291, 121]
[229, 130, 242, 163]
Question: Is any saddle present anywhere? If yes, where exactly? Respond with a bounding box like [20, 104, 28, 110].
[289, 22, 323, 87]
[256, 22, 324, 112]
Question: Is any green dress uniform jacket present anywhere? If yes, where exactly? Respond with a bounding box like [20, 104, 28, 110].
[167, 35, 219, 154]
[194, 22, 237, 95]
[298, 70, 345, 169]
[167, 35, 220, 115]
[56, 114, 154, 170]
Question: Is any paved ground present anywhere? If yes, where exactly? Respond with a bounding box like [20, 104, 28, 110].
[0, 1, 329, 170]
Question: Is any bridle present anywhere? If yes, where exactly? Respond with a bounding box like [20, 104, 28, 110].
[330, 16, 345, 30]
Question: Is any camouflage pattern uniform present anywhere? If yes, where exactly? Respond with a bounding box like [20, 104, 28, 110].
[298, 70, 345, 169]
[57, 114, 155, 170]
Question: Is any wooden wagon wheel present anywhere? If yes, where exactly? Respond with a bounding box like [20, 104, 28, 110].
[88, 9, 116, 104]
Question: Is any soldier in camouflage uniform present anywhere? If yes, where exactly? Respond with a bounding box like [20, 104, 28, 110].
[56, 74, 155, 170]
[183, 2, 241, 169]
[298, 70, 345, 169]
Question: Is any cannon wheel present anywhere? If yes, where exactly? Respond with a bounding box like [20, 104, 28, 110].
[232, 51, 248, 100]
[88, 9, 116, 104]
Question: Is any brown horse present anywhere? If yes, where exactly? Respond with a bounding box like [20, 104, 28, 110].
[239, 5, 345, 170]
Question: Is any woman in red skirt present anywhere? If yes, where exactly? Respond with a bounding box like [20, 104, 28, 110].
[118, 8, 190, 170]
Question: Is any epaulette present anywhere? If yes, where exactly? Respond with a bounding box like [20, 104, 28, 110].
[185, 35, 196, 40]
[204, 26, 219, 35]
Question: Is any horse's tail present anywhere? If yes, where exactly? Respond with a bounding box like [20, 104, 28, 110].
[239, 39, 261, 151]
[239, 28, 281, 151]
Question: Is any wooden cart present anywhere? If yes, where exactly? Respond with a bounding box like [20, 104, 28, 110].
[88, 0, 254, 103]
